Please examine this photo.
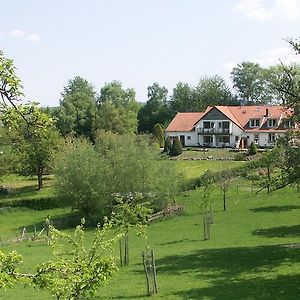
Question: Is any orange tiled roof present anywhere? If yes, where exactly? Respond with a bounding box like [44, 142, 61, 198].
[166, 106, 294, 133]
[166, 112, 204, 132]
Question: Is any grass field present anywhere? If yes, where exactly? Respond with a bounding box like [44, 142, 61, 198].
[1, 161, 300, 299]
[173, 160, 245, 179]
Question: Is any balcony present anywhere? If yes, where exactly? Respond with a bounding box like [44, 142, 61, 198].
[197, 128, 231, 135]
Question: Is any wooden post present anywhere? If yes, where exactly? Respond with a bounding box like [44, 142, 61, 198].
[142, 251, 150, 295]
[151, 250, 158, 293]
[33, 225, 37, 240]
[142, 249, 158, 296]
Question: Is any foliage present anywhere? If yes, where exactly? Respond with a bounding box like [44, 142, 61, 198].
[96, 81, 139, 134]
[0, 219, 121, 300]
[194, 75, 237, 109]
[2, 103, 60, 189]
[231, 61, 273, 104]
[55, 76, 96, 141]
[0, 51, 24, 113]
[137, 82, 170, 133]
[213, 169, 234, 211]
[152, 123, 164, 147]
[0, 250, 23, 290]
[54, 138, 111, 221]
[164, 136, 172, 155]
[170, 136, 183, 156]
[198, 170, 214, 214]
[169, 82, 194, 113]
[96, 101, 137, 134]
[55, 133, 183, 220]
[169, 76, 237, 114]
[249, 142, 257, 155]
[113, 193, 153, 236]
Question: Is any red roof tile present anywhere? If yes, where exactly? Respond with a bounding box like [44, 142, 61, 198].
[166, 112, 204, 132]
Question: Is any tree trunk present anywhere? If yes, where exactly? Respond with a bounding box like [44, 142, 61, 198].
[37, 169, 43, 190]
[223, 191, 227, 211]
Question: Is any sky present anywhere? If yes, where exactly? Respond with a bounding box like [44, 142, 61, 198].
[1, 0, 300, 107]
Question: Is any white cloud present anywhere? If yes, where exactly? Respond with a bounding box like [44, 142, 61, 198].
[27, 34, 40, 43]
[9, 29, 40, 43]
[234, 0, 300, 21]
[11, 29, 26, 38]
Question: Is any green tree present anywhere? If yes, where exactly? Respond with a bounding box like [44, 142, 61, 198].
[152, 123, 164, 147]
[170, 82, 194, 114]
[231, 62, 274, 104]
[194, 75, 237, 110]
[96, 81, 139, 134]
[2, 103, 60, 189]
[56, 76, 96, 140]
[170, 136, 183, 156]
[55, 132, 182, 220]
[164, 136, 172, 155]
[54, 138, 111, 220]
[214, 170, 234, 211]
[249, 141, 257, 155]
[0, 219, 121, 299]
[137, 82, 170, 133]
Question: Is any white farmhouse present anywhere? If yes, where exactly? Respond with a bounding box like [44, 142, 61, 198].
[166, 106, 294, 148]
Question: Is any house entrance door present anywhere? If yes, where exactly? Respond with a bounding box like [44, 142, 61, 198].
[180, 135, 185, 147]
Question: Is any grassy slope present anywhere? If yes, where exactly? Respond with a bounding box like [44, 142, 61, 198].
[1, 162, 300, 299]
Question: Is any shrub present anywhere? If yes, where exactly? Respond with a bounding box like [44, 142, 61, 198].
[170, 137, 183, 156]
[249, 142, 258, 155]
[164, 136, 172, 154]
[152, 123, 164, 147]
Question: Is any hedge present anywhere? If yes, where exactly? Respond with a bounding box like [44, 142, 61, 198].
[0, 196, 63, 210]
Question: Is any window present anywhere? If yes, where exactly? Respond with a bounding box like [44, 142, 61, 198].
[268, 119, 277, 127]
[203, 121, 214, 129]
[187, 136, 191, 140]
[218, 136, 230, 143]
[254, 134, 259, 142]
[284, 120, 294, 128]
[235, 136, 239, 142]
[268, 133, 276, 143]
[250, 119, 260, 127]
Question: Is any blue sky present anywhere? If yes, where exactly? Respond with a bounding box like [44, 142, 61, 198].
[1, 0, 300, 106]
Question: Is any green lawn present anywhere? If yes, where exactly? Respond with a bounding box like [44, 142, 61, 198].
[174, 160, 245, 179]
[1, 175, 300, 299]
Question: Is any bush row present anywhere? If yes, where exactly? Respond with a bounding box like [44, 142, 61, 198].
[0, 196, 63, 210]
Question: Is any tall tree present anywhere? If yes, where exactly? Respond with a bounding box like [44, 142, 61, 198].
[231, 62, 273, 104]
[169, 82, 194, 114]
[138, 82, 170, 133]
[194, 75, 237, 109]
[96, 81, 139, 134]
[56, 76, 96, 140]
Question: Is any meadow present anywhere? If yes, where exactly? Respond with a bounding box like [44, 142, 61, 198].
[1, 160, 300, 299]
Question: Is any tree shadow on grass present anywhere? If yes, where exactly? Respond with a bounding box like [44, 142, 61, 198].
[16, 212, 82, 233]
[250, 205, 300, 213]
[174, 274, 300, 300]
[253, 224, 300, 238]
[156, 244, 300, 279]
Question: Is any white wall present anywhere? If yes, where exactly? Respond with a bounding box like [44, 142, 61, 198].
[166, 131, 198, 146]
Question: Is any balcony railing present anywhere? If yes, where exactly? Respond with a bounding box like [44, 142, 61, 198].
[198, 128, 231, 135]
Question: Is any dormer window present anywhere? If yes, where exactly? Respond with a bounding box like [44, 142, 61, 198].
[250, 119, 260, 127]
[268, 119, 277, 128]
